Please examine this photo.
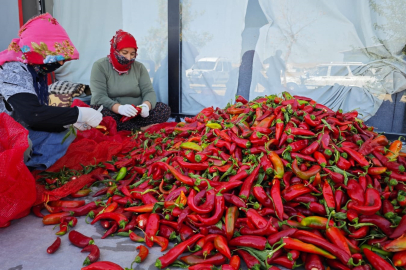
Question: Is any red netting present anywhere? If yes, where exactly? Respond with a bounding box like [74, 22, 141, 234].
[32, 99, 172, 206]
[0, 113, 36, 226]
[35, 167, 105, 204]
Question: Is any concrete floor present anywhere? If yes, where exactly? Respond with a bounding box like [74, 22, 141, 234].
[0, 208, 168, 270]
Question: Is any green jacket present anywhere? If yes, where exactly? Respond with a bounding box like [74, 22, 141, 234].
[90, 57, 157, 110]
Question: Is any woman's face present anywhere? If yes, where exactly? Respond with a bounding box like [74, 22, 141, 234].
[119, 47, 137, 61]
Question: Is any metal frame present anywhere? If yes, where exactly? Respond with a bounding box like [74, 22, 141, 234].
[168, 0, 182, 121]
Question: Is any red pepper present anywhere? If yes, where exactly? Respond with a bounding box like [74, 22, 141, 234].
[151, 235, 169, 251]
[81, 261, 124, 270]
[292, 159, 321, 180]
[348, 226, 369, 239]
[229, 235, 268, 250]
[282, 184, 312, 201]
[42, 212, 71, 225]
[225, 206, 238, 241]
[393, 250, 406, 266]
[68, 230, 94, 248]
[81, 244, 100, 266]
[271, 178, 284, 220]
[65, 201, 100, 217]
[90, 212, 128, 228]
[300, 216, 334, 230]
[235, 249, 262, 270]
[132, 245, 149, 264]
[291, 152, 316, 162]
[245, 208, 268, 229]
[313, 151, 327, 167]
[152, 162, 195, 186]
[337, 156, 351, 170]
[341, 147, 369, 167]
[229, 255, 241, 270]
[188, 189, 215, 214]
[56, 222, 68, 236]
[268, 151, 284, 178]
[390, 215, 406, 239]
[283, 237, 336, 259]
[214, 181, 243, 194]
[120, 105, 142, 122]
[359, 214, 393, 236]
[129, 231, 144, 242]
[196, 194, 224, 226]
[348, 188, 381, 215]
[323, 168, 344, 184]
[239, 165, 260, 200]
[144, 213, 160, 247]
[223, 193, 246, 208]
[305, 254, 323, 270]
[213, 235, 231, 259]
[47, 237, 61, 254]
[295, 235, 352, 265]
[286, 139, 309, 152]
[181, 253, 227, 266]
[363, 248, 395, 270]
[322, 181, 335, 210]
[346, 179, 364, 205]
[228, 130, 251, 149]
[326, 226, 351, 255]
[275, 119, 284, 141]
[240, 217, 277, 236]
[32, 204, 45, 218]
[155, 234, 204, 269]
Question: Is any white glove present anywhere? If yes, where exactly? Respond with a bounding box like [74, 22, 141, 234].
[73, 122, 92, 131]
[118, 104, 138, 117]
[76, 107, 103, 128]
[139, 104, 150, 118]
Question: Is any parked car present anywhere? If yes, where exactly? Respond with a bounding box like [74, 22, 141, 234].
[186, 57, 232, 86]
[301, 63, 377, 89]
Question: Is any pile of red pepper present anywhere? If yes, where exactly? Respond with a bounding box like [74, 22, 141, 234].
[37, 92, 406, 270]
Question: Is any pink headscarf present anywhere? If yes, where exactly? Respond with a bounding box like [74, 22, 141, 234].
[0, 13, 79, 66]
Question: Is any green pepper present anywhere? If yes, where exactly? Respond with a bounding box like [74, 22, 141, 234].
[180, 142, 203, 152]
[115, 167, 127, 181]
[206, 123, 222, 130]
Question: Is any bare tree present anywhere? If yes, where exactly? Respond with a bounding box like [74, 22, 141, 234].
[369, 0, 406, 56]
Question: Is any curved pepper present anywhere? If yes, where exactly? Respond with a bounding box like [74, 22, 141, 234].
[348, 188, 381, 215]
[292, 159, 321, 180]
[283, 237, 336, 259]
[196, 194, 225, 226]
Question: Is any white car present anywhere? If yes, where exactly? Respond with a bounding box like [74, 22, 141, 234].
[186, 57, 232, 86]
[302, 63, 377, 89]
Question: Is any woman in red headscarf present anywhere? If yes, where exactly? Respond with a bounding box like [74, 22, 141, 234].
[90, 30, 171, 131]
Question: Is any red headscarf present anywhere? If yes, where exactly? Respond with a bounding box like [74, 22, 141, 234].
[107, 30, 138, 75]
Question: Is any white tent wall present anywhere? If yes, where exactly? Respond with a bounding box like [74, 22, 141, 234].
[52, 0, 123, 85]
[249, 0, 406, 121]
[52, 0, 168, 104]
[0, 0, 20, 51]
[51, 0, 406, 125]
[180, 0, 248, 115]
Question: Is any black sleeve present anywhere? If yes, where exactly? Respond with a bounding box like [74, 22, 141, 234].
[7, 93, 80, 132]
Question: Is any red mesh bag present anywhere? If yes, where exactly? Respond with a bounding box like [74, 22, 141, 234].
[33, 139, 123, 205]
[0, 113, 36, 226]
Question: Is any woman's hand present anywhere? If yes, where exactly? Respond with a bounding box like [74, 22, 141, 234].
[139, 104, 150, 118]
[76, 107, 103, 129]
[118, 104, 138, 117]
